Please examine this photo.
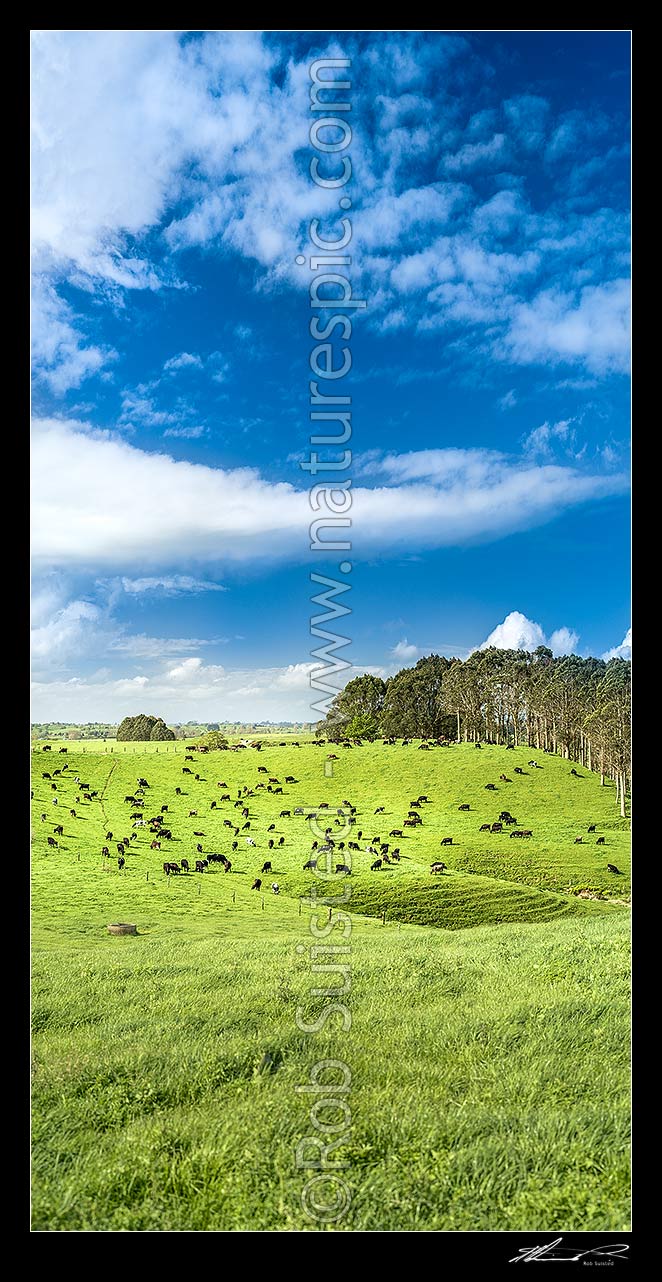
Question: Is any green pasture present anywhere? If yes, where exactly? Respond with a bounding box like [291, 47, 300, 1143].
[31, 740, 630, 1231]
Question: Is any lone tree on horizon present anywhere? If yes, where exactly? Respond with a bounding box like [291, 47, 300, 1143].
[116, 714, 176, 742]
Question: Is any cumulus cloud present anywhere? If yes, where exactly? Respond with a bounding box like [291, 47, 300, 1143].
[391, 639, 420, 661]
[502, 279, 631, 375]
[31, 420, 629, 570]
[477, 610, 579, 656]
[30, 658, 366, 722]
[31, 596, 113, 672]
[602, 627, 631, 661]
[548, 626, 580, 655]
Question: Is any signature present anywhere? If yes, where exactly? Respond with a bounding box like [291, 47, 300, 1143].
[510, 1237, 629, 1263]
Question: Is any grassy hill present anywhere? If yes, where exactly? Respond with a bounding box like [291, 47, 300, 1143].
[31, 740, 630, 1231]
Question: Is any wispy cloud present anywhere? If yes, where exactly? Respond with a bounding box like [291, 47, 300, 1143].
[119, 575, 226, 595]
[164, 352, 203, 373]
[32, 420, 629, 571]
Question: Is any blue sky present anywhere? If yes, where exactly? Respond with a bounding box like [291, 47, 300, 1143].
[31, 30, 631, 722]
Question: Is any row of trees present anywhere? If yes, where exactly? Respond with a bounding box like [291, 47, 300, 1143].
[318, 648, 631, 815]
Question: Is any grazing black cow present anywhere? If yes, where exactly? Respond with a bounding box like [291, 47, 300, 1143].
[440, 837, 453, 846]
[458, 804, 470, 812]
[182, 767, 192, 775]
[596, 836, 606, 845]
[180, 859, 190, 872]
[175, 788, 182, 796]
[195, 860, 206, 873]
[196, 843, 203, 854]
[430, 862, 447, 873]
[188, 810, 198, 818]
[193, 831, 205, 837]
[47, 836, 58, 848]
[499, 775, 512, 783]
[570, 768, 579, 777]
[210, 801, 217, 810]
[54, 824, 64, 836]
[161, 805, 168, 813]
[371, 859, 382, 871]
[491, 822, 503, 833]
[335, 863, 351, 874]
[262, 861, 272, 873]
[485, 783, 497, 791]
[607, 864, 621, 874]
[42, 772, 51, 780]
[117, 856, 125, 870]
[224, 861, 232, 873]
[499, 811, 513, 821]
[285, 776, 296, 784]
[40, 813, 46, 822]
[303, 859, 317, 870]
[514, 767, 524, 775]
[117, 843, 126, 855]
[479, 823, 491, 832]
[588, 824, 596, 833]
[389, 829, 403, 838]
[267, 839, 275, 850]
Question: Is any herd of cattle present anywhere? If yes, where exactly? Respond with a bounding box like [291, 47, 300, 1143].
[32, 745, 623, 883]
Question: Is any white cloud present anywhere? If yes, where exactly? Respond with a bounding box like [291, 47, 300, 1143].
[167, 657, 206, 682]
[523, 418, 574, 457]
[30, 596, 113, 672]
[479, 611, 546, 652]
[444, 133, 510, 174]
[478, 611, 580, 656]
[31, 280, 117, 393]
[548, 626, 580, 656]
[31, 420, 629, 571]
[502, 279, 630, 375]
[164, 352, 203, 372]
[110, 635, 223, 658]
[119, 575, 225, 595]
[602, 627, 631, 661]
[391, 639, 420, 661]
[162, 425, 208, 439]
[30, 659, 365, 722]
